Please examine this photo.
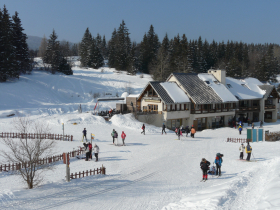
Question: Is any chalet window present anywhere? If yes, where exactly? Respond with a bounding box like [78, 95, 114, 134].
[148, 89, 153, 96]
[177, 104, 180, 110]
[227, 84, 232, 88]
[186, 104, 189, 110]
[143, 106, 147, 111]
[204, 104, 207, 110]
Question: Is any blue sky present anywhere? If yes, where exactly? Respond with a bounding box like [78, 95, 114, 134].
[1, 0, 280, 44]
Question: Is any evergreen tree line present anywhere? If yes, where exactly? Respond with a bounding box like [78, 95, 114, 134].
[82, 20, 280, 82]
[0, 5, 32, 82]
[40, 30, 73, 75]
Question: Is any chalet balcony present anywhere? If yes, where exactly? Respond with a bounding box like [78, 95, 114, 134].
[264, 104, 276, 110]
[236, 105, 260, 112]
[191, 107, 235, 114]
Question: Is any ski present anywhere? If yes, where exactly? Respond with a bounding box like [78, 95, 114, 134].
[200, 179, 204, 182]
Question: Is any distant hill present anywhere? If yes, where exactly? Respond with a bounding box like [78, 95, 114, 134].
[27, 35, 42, 50]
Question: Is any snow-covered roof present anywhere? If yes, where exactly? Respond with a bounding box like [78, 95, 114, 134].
[242, 78, 266, 95]
[160, 82, 190, 103]
[226, 77, 263, 100]
[198, 74, 238, 102]
[127, 93, 140, 98]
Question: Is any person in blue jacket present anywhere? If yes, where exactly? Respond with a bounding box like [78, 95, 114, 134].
[238, 125, 242, 135]
[215, 153, 223, 176]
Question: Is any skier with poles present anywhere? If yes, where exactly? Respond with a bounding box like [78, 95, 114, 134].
[162, 123, 166, 134]
[111, 129, 116, 144]
[245, 142, 252, 161]
[200, 158, 210, 181]
[238, 125, 243, 135]
[177, 127, 181, 140]
[82, 128, 87, 142]
[239, 143, 245, 159]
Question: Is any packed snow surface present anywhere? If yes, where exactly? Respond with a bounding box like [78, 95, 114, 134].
[0, 58, 280, 210]
[160, 82, 190, 103]
[198, 74, 238, 102]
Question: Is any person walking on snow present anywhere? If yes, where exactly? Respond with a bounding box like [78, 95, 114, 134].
[162, 123, 166, 134]
[200, 158, 210, 181]
[88, 142, 92, 159]
[191, 126, 196, 138]
[185, 126, 190, 137]
[177, 127, 181, 140]
[111, 129, 116, 144]
[214, 153, 222, 176]
[93, 144, 99, 162]
[114, 131, 118, 145]
[239, 143, 245, 159]
[238, 125, 242, 135]
[245, 142, 252, 161]
[84, 143, 90, 161]
[82, 128, 87, 141]
[141, 124, 145, 135]
[121, 131, 126, 146]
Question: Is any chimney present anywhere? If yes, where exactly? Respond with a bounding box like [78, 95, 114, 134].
[208, 69, 226, 85]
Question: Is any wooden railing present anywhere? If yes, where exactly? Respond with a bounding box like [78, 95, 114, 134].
[0, 148, 83, 172]
[0, 132, 73, 141]
[227, 138, 251, 143]
[264, 104, 276, 109]
[70, 166, 106, 179]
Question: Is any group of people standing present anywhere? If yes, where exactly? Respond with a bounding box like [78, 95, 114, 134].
[239, 142, 252, 161]
[111, 129, 126, 146]
[200, 153, 223, 181]
[83, 142, 99, 162]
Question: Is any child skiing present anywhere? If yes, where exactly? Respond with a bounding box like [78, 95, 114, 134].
[239, 143, 245, 159]
[200, 158, 210, 181]
[121, 131, 126, 146]
[141, 124, 145, 135]
[214, 153, 223, 176]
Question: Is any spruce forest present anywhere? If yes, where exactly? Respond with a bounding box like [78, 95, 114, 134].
[1, 4, 280, 83]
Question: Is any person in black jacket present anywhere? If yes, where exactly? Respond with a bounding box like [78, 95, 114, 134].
[200, 158, 210, 181]
[185, 126, 190, 137]
[162, 123, 166, 134]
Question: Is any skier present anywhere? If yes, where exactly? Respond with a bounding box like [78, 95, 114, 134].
[162, 123, 166, 134]
[200, 158, 210, 181]
[121, 131, 126, 146]
[252, 122, 254, 129]
[185, 126, 190, 137]
[260, 120, 263, 128]
[93, 144, 99, 162]
[141, 124, 145, 135]
[111, 129, 116, 144]
[82, 128, 87, 141]
[245, 142, 252, 161]
[238, 125, 242, 135]
[191, 126, 196, 138]
[214, 153, 223, 176]
[239, 143, 245, 159]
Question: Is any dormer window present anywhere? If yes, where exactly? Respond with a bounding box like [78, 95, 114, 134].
[241, 84, 249, 89]
[235, 95, 240, 100]
[227, 84, 232, 88]
[205, 81, 210, 85]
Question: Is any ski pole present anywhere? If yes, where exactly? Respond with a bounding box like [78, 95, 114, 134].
[252, 152, 257, 162]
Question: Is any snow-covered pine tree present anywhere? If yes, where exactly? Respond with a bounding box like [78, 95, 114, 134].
[43, 30, 61, 74]
[79, 28, 92, 67]
[88, 37, 104, 69]
[0, 5, 16, 81]
[12, 11, 30, 75]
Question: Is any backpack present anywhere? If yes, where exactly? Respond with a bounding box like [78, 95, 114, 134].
[247, 145, 251, 152]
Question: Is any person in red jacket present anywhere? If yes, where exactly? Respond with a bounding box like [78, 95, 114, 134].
[88, 142, 92, 159]
[141, 124, 145, 135]
[121, 131, 126, 146]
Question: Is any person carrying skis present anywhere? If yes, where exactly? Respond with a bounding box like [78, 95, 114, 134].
[238, 125, 242, 135]
[162, 123, 166, 134]
[191, 126, 196, 138]
[214, 153, 223, 176]
[239, 143, 245, 159]
[245, 142, 252, 161]
[111, 129, 116, 144]
[185, 126, 190, 137]
[141, 124, 145, 135]
[93, 144, 99, 162]
[200, 158, 210, 181]
[121, 131, 126, 146]
[82, 128, 87, 141]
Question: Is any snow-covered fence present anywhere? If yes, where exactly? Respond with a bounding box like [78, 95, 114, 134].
[0, 132, 73, 141]
[227, 138, 251, 143]
[0, 148, 83, 172]
[70, 166, 106, 179]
